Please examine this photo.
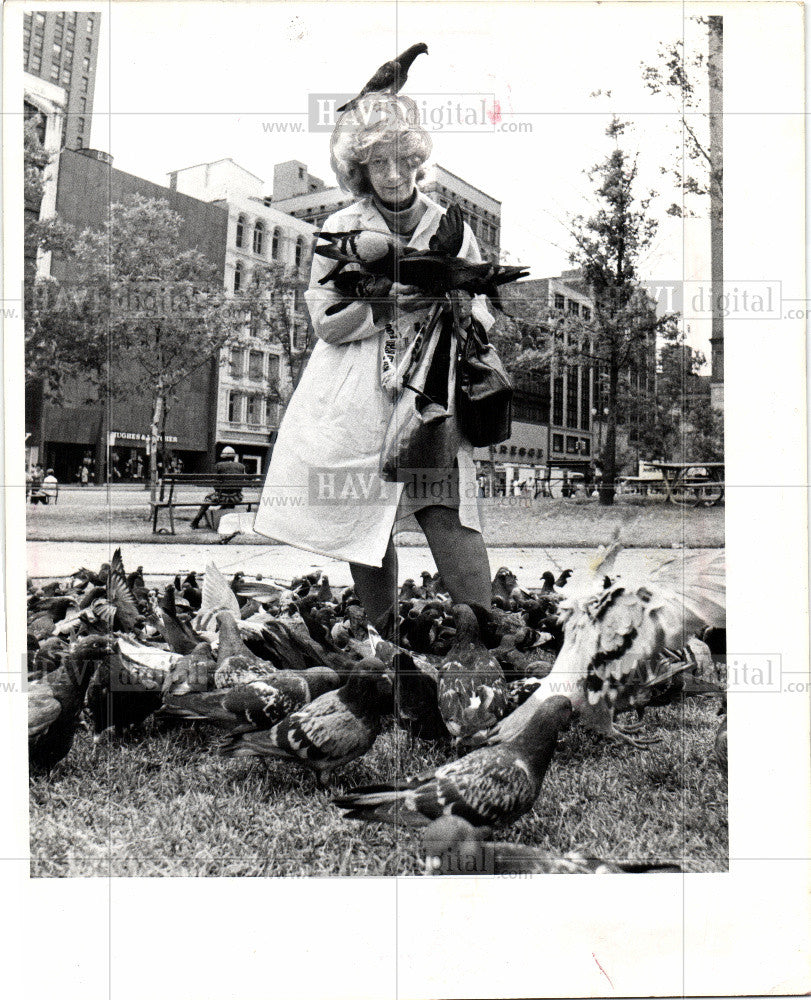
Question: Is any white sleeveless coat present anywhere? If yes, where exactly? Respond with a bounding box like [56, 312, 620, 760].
[252, 191, 494, 567]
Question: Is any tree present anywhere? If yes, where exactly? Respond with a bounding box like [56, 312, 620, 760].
[63, 194, 244, 499]
[640, 16, 723, 217]
[563, 118, 661, 504]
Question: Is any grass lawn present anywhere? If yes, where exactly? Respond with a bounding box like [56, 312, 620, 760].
[30, 699, 727, 877]
[28, 493, 724, 548]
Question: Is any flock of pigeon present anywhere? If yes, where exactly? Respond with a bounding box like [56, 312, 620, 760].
[28, 543, 726, 875]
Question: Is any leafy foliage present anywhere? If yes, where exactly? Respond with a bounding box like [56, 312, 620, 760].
[562, 118, 662, 503]
[640, 17, 723, 217]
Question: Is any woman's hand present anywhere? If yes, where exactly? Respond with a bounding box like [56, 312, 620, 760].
[389, 282, 437, 314]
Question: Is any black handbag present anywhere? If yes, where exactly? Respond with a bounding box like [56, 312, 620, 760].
[455, 317, 513, 447]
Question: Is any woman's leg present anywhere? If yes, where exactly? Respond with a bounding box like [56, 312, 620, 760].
[415, 505, 492, 607]
[349, 534, 399, 633]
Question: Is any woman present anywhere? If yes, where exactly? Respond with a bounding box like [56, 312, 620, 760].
[254, 94, 494, 635]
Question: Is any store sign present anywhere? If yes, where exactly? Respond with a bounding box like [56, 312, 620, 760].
[109, 431, 179, 445]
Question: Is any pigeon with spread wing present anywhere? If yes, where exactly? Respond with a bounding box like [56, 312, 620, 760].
[485, 540, 726, 748]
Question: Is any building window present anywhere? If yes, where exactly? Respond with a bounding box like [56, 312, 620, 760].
[230, 349, 243, 378]
[75, 137, 83, 149]
[552, 369, 564, 426]
[248, 350, 264, 380]
[566, 435, 579, 455]
[77, 117, 86, 135]
[81, 76, 89, 93]
[580, 368, 591, 430]
[566, 366, 579, 428]
[298, 166, 304, 179]
[252, 220, 264, 256]
[582, 306, 591, 321]
[235, 214, 245, 248]
[34, 13, 45, 26]
[31, 54, 42, 72]
[66, 28, 75, 49]
[68, 12, 77, 25]
[53, 42, 63, 59]
[24, 27, 31, 49]
[62, 66, 72, 85]
[271, 229, 280, 257]
[79, 96, 86, 112]
[82, 56, 91, 72]
[552, 433, 564, 453]
[294, 236, 304, 269]
[50, 63, 60, 82]
[86, 35, 92, 52]
[554, 292, 565, 311]
[267, 354, 280, 385]
[580, 438, 591, 456]
[233, 261, 243, 293]
[245, 394, 262, 425]
[568, 300, 580, 316]
[227, 391, 241, 422]
[87, 15, 95, 32]
[265, 399, 279, 425]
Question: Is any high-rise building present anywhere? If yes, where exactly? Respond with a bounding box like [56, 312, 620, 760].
[271, 160, 502, 262]
[23, 10, 101, 150]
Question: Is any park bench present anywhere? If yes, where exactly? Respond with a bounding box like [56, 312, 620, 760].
[150, 473, 264, 535]
[28, 483, 60, 505]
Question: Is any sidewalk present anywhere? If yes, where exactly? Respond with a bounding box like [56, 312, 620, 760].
[27, 540, 718, 588]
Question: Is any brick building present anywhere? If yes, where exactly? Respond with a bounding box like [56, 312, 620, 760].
[28, 148, 229, 483]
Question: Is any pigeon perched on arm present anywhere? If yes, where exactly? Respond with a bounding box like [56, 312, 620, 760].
[336, 42, 429, 113]
[314, 204, 528, 314]
[333, 695, 572, 827]
[422, 816, 682, 875]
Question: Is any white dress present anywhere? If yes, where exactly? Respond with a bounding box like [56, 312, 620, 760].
[252, 191, 495, 567]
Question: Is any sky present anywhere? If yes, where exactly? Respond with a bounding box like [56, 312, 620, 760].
[87, 1, 715, 357]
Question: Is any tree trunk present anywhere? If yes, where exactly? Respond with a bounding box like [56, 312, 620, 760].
[148, 389, 164, 503]
[600, 356, 619, 505]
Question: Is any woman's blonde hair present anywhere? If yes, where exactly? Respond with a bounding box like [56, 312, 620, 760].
[330, 93, 432, 197]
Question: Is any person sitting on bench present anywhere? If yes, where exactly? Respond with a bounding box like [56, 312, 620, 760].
[190, 446, 246, 529]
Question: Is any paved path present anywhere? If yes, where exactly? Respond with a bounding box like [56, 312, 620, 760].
[27, 540, 714, 587]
